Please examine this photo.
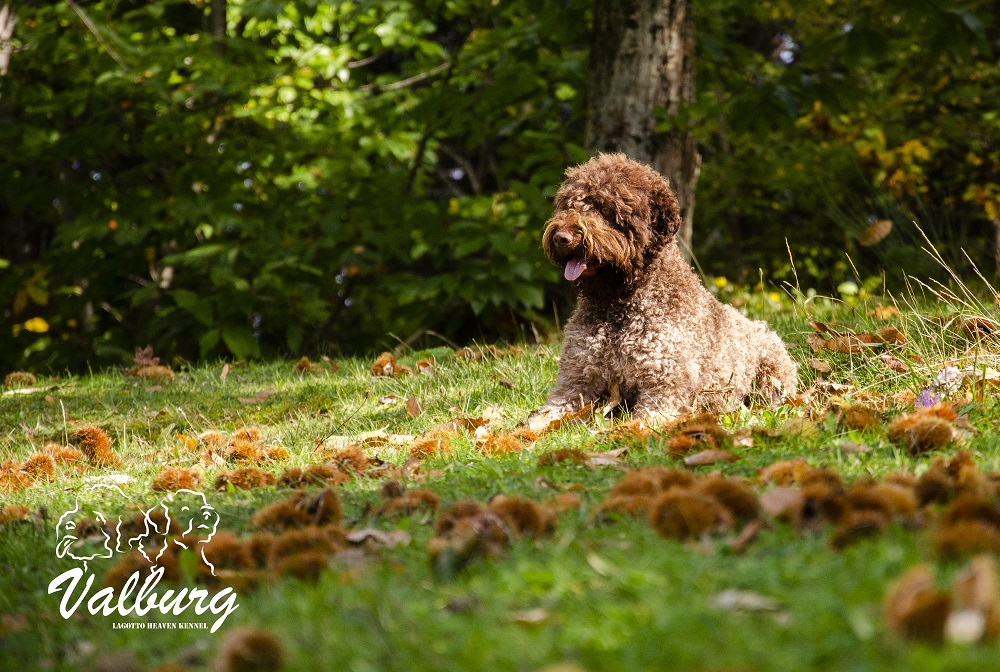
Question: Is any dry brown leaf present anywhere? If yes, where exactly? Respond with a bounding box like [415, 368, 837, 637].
[759, 487, 804, 520]
[960, 316, 999, 338]
[495, 376, 515, 389]
[806, 358, 832, 373]
[728, 519, 766, 554]
[345, 528, 411, 548]
[824, 333, 881, 354]
[683, 449, 740, 467]
[869, 305, 901, 320]
[878, 353, 908, 373]
[406, 397, 422, 418]
[809, 321, 833, 334]
[586, 447, 628, 467]
[806, 334, 827, 354]
[814, 380, 856, 395]
[133, 345, 159, 366]
[238, 389, 276, 404]
[857, 218, 893, 247]
[876, 326, 906, 345]
[838, 441, 874, 454]
[220, 363, 230, 382]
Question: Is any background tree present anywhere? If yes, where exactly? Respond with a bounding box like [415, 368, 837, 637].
[1, 0, 998, 374]
[587, 0, 699, 257]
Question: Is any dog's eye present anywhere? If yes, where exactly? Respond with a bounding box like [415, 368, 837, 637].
[600, 205, 613, 217]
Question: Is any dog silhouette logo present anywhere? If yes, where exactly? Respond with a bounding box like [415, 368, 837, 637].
[54, 483, 135, 571]
[135, 489, 222, 575]
[49, 485, 240, 632]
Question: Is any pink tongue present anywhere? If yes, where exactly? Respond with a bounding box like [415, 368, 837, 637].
[564, 259, 587, 281]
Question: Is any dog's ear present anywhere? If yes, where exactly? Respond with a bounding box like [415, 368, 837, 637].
[648, 172, 682, 241]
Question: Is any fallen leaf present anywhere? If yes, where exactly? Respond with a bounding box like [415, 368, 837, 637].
[868, 305, 901, 320]
[838, 441, 873, 454]
[759, 487, 804, 520]
[876, 326, 906, 345]
[512, 608, 549, 625]
[809, 321, 833, 334]
[878, 353, 908, 373]
[806, 334, 827, 354]
[824, 333, 881, 354]
[345, 528, 411, 548]
[238, 389, 277, 404]
[220, 363, 230, 382]
[481, 405, 505, 424]
[379, 395, 399, 405]
[406, 397, 421, 418]
[710, 589, 783, 612]
[2, 387, 45, 396]
[133, 345, 160, 366]
[806, 358, 832, 373]
[728, 519, 765, 554]
[959, 316, 999, 337]
[683, 449, 740, 467]
[495, 377, 514, 389]
[815, 380, 856, 395]
[586, 447, 628, 467]
[599, 383, 623, 417]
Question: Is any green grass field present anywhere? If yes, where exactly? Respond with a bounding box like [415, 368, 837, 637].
[2, 288, 1000, 672]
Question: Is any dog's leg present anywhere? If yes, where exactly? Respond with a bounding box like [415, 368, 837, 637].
[527, 346, 602, 431]
[752, 332, 799, 404]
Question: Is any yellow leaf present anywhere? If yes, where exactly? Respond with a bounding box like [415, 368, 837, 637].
[22, 317, 49, 333]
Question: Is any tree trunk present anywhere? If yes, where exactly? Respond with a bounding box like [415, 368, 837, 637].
[0, 3, 16, 78]
[211, 0, 226, 54]
[586, 0, 700, 258]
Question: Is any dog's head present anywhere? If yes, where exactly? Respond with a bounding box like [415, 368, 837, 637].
[543, 153, 681, 286]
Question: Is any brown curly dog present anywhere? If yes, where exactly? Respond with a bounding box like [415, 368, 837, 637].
[531, 153, 798, 424]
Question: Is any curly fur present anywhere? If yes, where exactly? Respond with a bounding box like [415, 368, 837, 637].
[535, 153, 798, 421]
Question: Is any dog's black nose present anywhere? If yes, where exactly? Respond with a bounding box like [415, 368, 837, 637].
[553, 230, 573, 249]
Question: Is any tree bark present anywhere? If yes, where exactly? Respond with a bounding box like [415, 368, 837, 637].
[0, 3, 16, 78]
[211, 0, 226, 54]
[586, 0, 700, 258]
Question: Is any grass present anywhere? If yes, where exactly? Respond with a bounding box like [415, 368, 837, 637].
[2, 289, 1000, 672]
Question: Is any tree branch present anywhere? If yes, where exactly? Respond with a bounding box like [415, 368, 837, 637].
[64, 0, 131, 74]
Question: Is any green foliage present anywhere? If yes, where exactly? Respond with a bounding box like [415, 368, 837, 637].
[3, 0, 1000, 371]
[0, 0, 587, 370]
[693, 0, 998, 287]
